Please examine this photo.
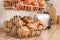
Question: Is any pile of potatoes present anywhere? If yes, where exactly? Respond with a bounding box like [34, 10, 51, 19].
[4, 15, 46, 38]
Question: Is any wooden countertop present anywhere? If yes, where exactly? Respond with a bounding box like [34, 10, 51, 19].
[0, 25, 60, 40]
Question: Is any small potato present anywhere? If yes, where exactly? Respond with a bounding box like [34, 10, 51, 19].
[38, 25, 46, 30]
[17, 26, 29, 37]
[4, 20, 13, 29]
[26, 19, 34, 23]
[4, 27, 11, 36]
[26, 23, 37, 29]
[11, 26, 17, 37]
[8, 21, 13, 29]
[12, 16, 25, 27]
[35, 31, 41, 36]
[29, 31, 35, 37]
[35, 20, 44, 26]
[22, 16, 34, 23]
[4, 27, 11, 33]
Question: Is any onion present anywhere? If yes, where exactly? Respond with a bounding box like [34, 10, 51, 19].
[15, 2, 24, 10]
[39, 0, 46, 7]
[24, 0, 35, 5]
[32, 1, 39, 6]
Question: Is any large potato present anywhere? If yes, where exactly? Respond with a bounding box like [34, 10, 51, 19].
[12, 16, 25, 27]
[38, 25, 46, 30]
[26, 23, 37, 29]
[22, 16, 34, 23]
[17, 26, 29, 37]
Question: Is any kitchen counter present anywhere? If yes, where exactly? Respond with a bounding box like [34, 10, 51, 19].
[0, 25, 60, 40]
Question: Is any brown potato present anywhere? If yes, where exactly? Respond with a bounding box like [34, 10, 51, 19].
[8, 21, 13, 29]
[29, 31, 35, 37]
[4, 27, 11, 33]
[26, 23, 37, 29]
[12, 16, 25, 27]
[4, 27, 11, 36]
[22, 16, 34, 23]
[35, 31, 41, 36]
[38, 25, 46, 30]
[35, 20, 44, 26]
[11, 26, 17, 36]
[17, 26, 29, 37]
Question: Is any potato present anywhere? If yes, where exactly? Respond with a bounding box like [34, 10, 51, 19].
[11, 26, 17, 36]
[38, 25, 46, 30]
[17, 26, 29, 37]
[8, 21, 13, 29]
[4, 27, 12, 36]
[4, 20, 13, 29]
[22, 16, 34, 23]
[35, 31, 41, 36]
[35, 20, 45, 26]
[26, 23, 37, 29]
[29, 31, 35, 37]
[4, 27, 11, 33]
[12, 16, 25, 27]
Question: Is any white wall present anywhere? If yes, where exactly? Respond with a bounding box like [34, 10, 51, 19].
[50, 0, 60, 16]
